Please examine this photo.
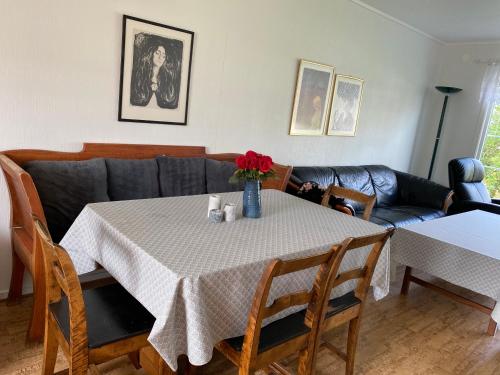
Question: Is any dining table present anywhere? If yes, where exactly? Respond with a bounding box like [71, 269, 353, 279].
[60, 189, 390, 371]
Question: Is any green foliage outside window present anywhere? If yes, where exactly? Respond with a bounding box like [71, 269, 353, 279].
[480, 104, 500, 198]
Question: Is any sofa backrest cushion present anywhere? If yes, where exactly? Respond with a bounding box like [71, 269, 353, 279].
[206, 159, 244, 193]
[105, 158, 160, 201]
[24, 158, 110, 243]
[334, 166, 375, 211]
[364, 165, 398, 207]
[157, 156, 207, 197]
[291, 167, 337, 190]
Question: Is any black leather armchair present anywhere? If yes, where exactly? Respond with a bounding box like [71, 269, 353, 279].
[448, 157, 500, 215]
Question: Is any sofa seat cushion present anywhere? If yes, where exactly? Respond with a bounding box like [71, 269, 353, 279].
[157, 156, 207, 197]
[363, 207, 424, 228]
[355, 213, 395, 228]
[390, 205, 445, 221]
[105, 158, 160, 201]
[206, 159, 243, 193]
[24, 158, 109, 243]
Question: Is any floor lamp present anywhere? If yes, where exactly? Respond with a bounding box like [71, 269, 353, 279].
[427, 86, 463, 180]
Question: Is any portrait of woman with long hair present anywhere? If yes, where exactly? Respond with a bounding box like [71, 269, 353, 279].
[130, 32, 183, 109]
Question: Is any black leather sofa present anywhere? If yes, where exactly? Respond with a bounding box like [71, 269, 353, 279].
[287, 165, 452, 228]
[448, 157, 500, 215]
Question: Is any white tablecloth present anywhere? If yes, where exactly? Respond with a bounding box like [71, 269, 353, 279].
[61, 189, 390, 369]
[392, 210, 500, 322]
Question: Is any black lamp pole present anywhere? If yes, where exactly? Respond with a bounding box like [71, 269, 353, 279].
[427, 86, 462, 180]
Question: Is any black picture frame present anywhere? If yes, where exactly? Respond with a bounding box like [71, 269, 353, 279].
[118, 15, 194, 125]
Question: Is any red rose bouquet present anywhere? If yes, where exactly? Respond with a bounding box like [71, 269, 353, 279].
[229, 150, 275, 183]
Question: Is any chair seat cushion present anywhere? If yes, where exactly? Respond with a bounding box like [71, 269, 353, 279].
[78, 268, 116, 289]
[24, 158, 110, 243]
[50, 283, 155, 349]
[224, 291, 361, 354]
[105, 158, 160, 201]
[325, 291, 361, 319]
[224, 311, 310, 353]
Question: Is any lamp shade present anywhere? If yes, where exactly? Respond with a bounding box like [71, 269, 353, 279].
[435, 86, 462, 94]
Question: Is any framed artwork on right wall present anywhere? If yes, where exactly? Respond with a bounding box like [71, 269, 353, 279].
[327, 75, 364, 136]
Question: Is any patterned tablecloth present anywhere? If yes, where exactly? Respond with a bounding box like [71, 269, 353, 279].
[392, 210, 500, 322]
[61, 189, 390, 370]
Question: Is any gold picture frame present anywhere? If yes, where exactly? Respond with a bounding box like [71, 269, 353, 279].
[289, 60, 335, 136]
[327, 75, 364, 136]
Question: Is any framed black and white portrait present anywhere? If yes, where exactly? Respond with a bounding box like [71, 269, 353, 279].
[289, 60, 335, 136]
[327, 75, 364, 136]
[118, 15, 194, 125]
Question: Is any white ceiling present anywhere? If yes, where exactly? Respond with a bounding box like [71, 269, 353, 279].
[355, 0, 500, 43]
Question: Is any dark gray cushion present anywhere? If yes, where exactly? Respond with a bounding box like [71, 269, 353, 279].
[206, 159, 244, 194]
[105, 158, 159, 201]
[24, 158, 109, 243]
[156, 156, 207, 197]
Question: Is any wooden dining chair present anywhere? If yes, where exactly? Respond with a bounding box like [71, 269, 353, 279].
[319, 228, 394, 375]
[215, 239, 355, 375]
[34, 217, 156, 375]
[321, 185, 376, 221]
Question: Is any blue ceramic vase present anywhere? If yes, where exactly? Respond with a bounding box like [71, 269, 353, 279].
[242, 180, 261, 218]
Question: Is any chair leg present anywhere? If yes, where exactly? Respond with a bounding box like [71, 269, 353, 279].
[128, 351, 141, 369]
[69, 349, 89, 375]
[7, 248, 25, 303]
[88, 365, 100, 375]
[27, 277, 46, 342]
[42, 320, 58, 375]
[345, 317, 362, 375]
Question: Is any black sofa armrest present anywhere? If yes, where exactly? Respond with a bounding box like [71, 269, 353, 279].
[395, 171, 452, 211]
[493, 198, 500, 205]
[286, 174, 303, 194]
[448, 200, 500, 215]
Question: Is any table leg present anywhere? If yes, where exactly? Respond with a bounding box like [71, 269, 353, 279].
[487, 318, 497, 336]
[401, 266, 412, 295]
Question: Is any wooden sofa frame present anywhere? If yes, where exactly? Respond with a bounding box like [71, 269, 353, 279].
[0, 143, 292, 342]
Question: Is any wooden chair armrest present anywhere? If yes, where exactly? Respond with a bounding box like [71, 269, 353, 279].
[443, 191, 454, 213]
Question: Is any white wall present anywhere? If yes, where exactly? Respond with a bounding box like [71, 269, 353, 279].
[410, 42, 500, 185]
[0, 0, 442, 296]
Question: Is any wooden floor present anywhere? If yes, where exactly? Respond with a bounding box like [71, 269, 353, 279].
[1, 269, 500, 375]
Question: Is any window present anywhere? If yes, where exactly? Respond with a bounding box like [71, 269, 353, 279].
[479, 101, 500, 198]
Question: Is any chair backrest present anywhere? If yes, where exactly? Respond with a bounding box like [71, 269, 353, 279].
[448, 157, 491, 203]
[240, 239, 353, 373]
[326, 229, 394, 304]
[33, 217, 89, 352]
[321, 184, 376, 221]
